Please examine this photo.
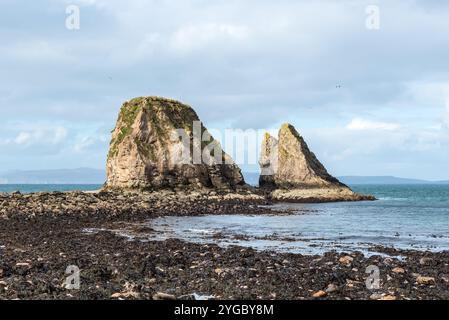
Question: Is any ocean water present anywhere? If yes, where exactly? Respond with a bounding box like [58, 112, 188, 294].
[133, 185, 449, 255]
[0, 184, 102, 193]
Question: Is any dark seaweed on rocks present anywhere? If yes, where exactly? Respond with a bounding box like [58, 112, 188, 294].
[0, 190, 271, 220]
[0, 191, 448, 300]
[0, 217, 448, 300]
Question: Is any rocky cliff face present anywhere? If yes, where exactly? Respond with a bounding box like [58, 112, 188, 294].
[259, 132, 279, 188]
[259, 123, 374, 202]
[259, 123, 344, 189]
[106, 97, 245, 190]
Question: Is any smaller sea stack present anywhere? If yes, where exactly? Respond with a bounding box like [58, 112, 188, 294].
[259, 123, 375, 202]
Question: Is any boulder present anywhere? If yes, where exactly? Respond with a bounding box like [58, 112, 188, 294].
[106, 97, 245, 191]
[416, 276, 435, 285]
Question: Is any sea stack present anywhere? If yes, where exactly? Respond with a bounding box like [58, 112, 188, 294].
[106, 96, 245, 190]
[259, 123, 374, 202]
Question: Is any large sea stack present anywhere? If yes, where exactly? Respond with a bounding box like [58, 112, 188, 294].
[106, 96, 245, 190]
[259, 123, 375, 202]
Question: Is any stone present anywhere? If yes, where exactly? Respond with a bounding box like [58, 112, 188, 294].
[380, 295, 397, 301]
[105, 97, 245, 191]
[325, 283, 339, 293]
[312, 290, 327, 298]
[111, 291, 140, 299]
[259, 123, 374, 202]
[153, 292, 176, 300]
[369, 293, 383, 300]
[110, 282, 140, 299]
[419, 257, 432, 265]
[392, 267, 405, 274]
[15, 262, 31, 267]
[214, 268, 224, 275]
[416, 276, 435, 285]
[339, 256, 354, 266]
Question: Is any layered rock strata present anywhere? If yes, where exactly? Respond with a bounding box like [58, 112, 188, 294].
[259, 123, 375, 202]
[106, 97, 245, 191]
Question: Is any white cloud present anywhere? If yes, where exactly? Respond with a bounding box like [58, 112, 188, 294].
[3, 41, 75, 63]
[0, 125, 68, 148]
[53, 127, 68, 144]
[70, 130, 110, 154]
[304, 122, 449, 179]
[2, 0, 449, 178]
[346, 118, 401, 131]
[170, 23, 250, 52]
[72, 136, 99, 153]
[14, 132, 32, 145]
[444, 101, 449, 128]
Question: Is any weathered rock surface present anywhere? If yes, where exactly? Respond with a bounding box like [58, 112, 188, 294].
[259, 123, 374, 202]
[259, 133, 279, 188]
[0, 190, 269, 220]
[106, 97, 245, 191]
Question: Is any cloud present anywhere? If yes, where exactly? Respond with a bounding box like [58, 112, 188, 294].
[1, 0, 449, 179]
[14, 132, 32, 145]
[444, 101, 449, 128]
[71, 132, 109, 153]
[346, 118, 401, 131]
[170, 23, 250, 52]
[304, 122, 449, 180]
[0, 125, 68, 148]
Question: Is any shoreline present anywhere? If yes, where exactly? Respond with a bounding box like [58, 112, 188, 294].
[0, 194, 447, 300]
[0, 213, 447, 300]
[3, 187, 444, 301]
[0, 186, 376, 220]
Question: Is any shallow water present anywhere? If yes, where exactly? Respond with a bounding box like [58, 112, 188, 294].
[0, 184, 102, 193]
[126, 185, 449, 256]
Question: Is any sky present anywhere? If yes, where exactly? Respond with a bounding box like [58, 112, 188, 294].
[1, 0, 449, 180]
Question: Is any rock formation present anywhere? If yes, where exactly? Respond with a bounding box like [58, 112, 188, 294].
[259, 132, 279, 188]
[260, 123, 345, 189]
[259, 123, 374, 202]
[106, 96, 245, 191]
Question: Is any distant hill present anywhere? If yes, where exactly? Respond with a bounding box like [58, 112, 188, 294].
[242, 173, 449, 186]
[0, 168, 106, 184]
[338, 176, 449, 185]
[1, 169, 447, 186]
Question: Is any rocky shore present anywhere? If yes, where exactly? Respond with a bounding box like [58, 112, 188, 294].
[0, 96, 390, 300]
[0, 189, 272, 220]
[268, 187, 376, 203]
[0, 209, 447, 300]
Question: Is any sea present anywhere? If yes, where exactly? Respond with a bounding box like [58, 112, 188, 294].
[2, 184, 449, 255]
[0, 184, 102, 193]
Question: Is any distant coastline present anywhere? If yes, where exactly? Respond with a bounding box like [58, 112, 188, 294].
[0, 168, 105, 185]
[0, 184, 102, 194]
[1, 168, 448, 186]
[338, 176, 449, 185]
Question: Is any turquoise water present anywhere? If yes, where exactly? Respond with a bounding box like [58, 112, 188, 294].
[0, 184, 102, 193]
[140, 185, 449, 255]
